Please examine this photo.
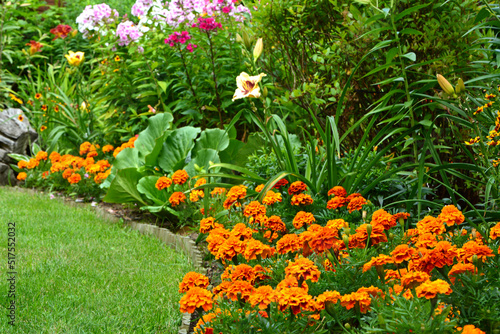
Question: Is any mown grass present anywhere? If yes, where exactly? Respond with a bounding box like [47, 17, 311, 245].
[0, 187, 193, 333]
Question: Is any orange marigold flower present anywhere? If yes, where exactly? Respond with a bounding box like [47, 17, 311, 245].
[243, 238, 274, 261]
[225, 280, 254, 301]
[102, 144, 114, 153]
[340, 291, 372, 313]
[430, 241, 458, 268]
[273, 178, 289, 189]
[17, 172, 27, 181]
[460, 325, 486, 334]
[288, 181, 307, 195]
[417, 216, 446, 235]
[415, 279, 452, 299]
[371, 208, 396, 230]
[200, 217, 221, 234]
[206, 232, 227, 256]
[350, 223, 387, 248]
[211, 187, 226, 196]
[244, 201, 266, 217]
[68, 173, 81, 184]
[448, 263, 477, 284]
[309, 226, 340, 254]
[190, 189, 204, 202]
[326, 196, 347, 210]
[193, 312, 218, 334]
[155, 176, 172, 190]
[253, 264, 271, 282]
[459, 240, 494, 263]
[172, 169, 189, 185]
[223, 185, 247, 209]
[347, 195, 367, 213]
[346, 192, 362, 201]
[216, 236, 245, 261]
[489, 222, 500, 240]
[230, 223, 254, 240]
[62, 168, 74, 179]
[293, 211, 315, 229]
[326, 219, 349, 230]
[35, 151, 48, 161]
[17, 160, 28, 169]
[94, 169, 111, 184]
[276, 287, 313, 315]
[79, 142, 92, 156]
[437, 205, 465, 227]
[194, 177, 207, 188]
[285, 257, 320, 283]
[391, 244, 415, 263]
[393, 212, 410, 224]
[264, 215, 287, 233]
[316, 290, 341, 310]
[400, 271, 430, 289]
[179, 287, 213, 313]
[276, 234, 303, 254]
[262, 190, 282, 205]
[26, 158, 39, 169]
[328, 186, 347, 197]
[362, 254, 394, 272]
[291, 193, 313, 206]
[223, 264, 255, 282]
[357, 286, 384, 299]
[169, 191, 186, 206]
[249, 285, 276, 309]
[255, 184, 265, 192]
[179, 272, 210, 293]
[415, 232, 438, 249]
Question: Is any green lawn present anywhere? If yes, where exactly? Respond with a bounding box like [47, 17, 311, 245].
[0, 187, 193, 333]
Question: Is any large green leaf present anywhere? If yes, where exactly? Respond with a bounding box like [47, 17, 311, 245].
[185, 149, 221, 177]
[101, 148, 141, 188]
[134, 112, 174, 160]
[158, 127, 201, 172]
[219, 139, 245, 165]
[194, 128, 230, 152]
[103, 168, 147, 205]
[137, 176, 170, 206]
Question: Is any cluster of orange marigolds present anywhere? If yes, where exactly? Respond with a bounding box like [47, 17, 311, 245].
[176, 181, 499, 334]
[15, 137, 139, 185]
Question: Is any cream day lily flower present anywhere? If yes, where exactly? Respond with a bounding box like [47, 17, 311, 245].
[232, 72, 266, 101]
[65, 51, 85, 66]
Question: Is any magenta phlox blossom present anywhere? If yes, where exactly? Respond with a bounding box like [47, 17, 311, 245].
[192, 17, 222, 31]
[165, 31, 192, 47]
[186, 43, 198, 52]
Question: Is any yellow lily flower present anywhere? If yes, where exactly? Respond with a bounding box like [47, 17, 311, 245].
[65, 51, 85, 66]
[232, 72, 266, 101]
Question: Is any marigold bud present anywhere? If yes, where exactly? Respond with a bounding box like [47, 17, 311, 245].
[366, 224, 373, 236]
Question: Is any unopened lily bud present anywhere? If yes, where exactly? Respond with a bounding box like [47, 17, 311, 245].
[366, 223, 373, 236]
[242, 30, 251, 49]
[262, 86, 268, 98]
[456, 78, 465, 94]
[437, 74, 455, 96]
[253, 38, 263, 61]
[236, 33, 243, 44]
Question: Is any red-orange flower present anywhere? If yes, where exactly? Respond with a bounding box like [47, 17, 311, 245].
[169, 192, 187, 206]
[437, 205, 465, 227]
[371, 209, 396, 230]
[309, 226, 340, 254]
[276, 234, 302, 254]
[172, 169, 189, 185]
[291, 193, 313, 206]
[400, 271, 430, 289]
[347, 195, 367, 213]
[17, 160, 28, 169]
[262, 190, 282, 205]
[273, 178, 289, 189]
[276, 287, 313, 315]
[489, 222, 500, 240]
[179, 287, 213, 313]
[179, 272, 210, 293]
[415, 279, 452, 299]
[243, 238, 274, 261]
[17, 172, 27, 181]
[155, 176, 172, 190]
[225, 280, 254, 301]
[459, 325, 486, 334]
[326, 196, 347, 210]
[255, 184, 265, 192]
[340, 291, 371, 313]
[244, 201, 266, 217]
[200, 217, 221, 234]
[264, 215, 287, 232]
[316, 290, 341, 310]
[293, 211, 315, 229]
[448, 263, 477, 284]
[285, 258, 320, 282]
[249, 285, 275, 309]
[216, 236, 245, 261]
[35, 151, 48, 161]
[459, 240, 494, 263]
[328, 186, 347, 197]
[362, 254, 394, 272]
[430, 241, 458, 268]
[417, 216, 446, 235]
[288, 181, 307, 195]
[68, 173, 81, 184]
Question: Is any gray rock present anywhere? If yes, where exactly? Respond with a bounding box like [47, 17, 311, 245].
[0, 162, 16, 186]
[0, 108, 38, 186]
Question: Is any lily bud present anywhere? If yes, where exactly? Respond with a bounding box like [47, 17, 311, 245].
[253, 38, 263, 62]
[236, 33, 243, 44]
[242, 30, 252, 50]
[262, 86, 268, 98]
[456, 78, 465, 94]
[437, 74, 455, 96]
